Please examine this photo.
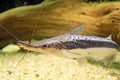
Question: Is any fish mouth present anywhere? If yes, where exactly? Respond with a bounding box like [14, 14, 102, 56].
[17, 41, 61, 54]
[17, 41, 42, 52]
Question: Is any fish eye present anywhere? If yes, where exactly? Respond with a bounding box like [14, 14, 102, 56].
[42, 44, 49, 48]
[42, 45, 47, 48]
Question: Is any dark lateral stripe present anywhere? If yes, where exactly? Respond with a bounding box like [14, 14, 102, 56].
[57, 40, 119, 49]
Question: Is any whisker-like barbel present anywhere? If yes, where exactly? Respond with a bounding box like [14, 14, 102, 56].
[0, 25, 20, 41]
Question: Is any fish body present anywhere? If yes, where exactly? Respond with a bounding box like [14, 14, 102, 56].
[18, 34, 119, 63]
[18, 34, 119, 50]
[1, 21, 119, 64]
[1, 23, 117, 64]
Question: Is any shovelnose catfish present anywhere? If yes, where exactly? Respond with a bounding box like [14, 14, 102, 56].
[0, 24, 119, 64]
[17, 24, 119, 64]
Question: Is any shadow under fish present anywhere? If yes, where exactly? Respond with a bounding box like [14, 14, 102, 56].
[17, 24, 119, 65]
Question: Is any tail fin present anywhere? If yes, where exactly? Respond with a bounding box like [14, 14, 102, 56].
[0, 25, 20, 41]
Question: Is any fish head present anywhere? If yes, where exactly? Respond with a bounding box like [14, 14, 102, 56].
[17, 40, 61, 54]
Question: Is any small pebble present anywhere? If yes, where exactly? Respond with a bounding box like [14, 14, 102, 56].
[7, 70, 12, 75]
[2, 44, 20, 53]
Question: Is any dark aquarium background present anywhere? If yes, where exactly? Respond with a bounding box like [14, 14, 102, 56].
[0, 0, 44, 12]
[0, 0, 119, 13]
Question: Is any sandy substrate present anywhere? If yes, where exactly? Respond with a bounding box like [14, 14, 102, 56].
[0, 52, 119, 80]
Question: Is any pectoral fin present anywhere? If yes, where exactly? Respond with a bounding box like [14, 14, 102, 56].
[60, 50, 84, 58]
[60, 50, 89, 66]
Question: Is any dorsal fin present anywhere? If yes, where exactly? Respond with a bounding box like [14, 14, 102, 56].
[69, 23, 85, 35]
[106, 35, 112, 40]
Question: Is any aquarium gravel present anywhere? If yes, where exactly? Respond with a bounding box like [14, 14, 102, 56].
[0, 52, 119, 80]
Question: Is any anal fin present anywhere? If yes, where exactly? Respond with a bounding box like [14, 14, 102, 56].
[76, 57, 88, 66]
